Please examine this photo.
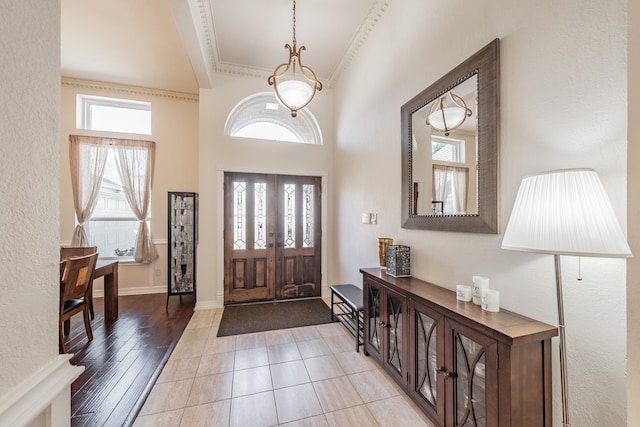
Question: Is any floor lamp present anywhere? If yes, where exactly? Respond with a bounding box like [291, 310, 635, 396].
[501, 168, 632, 427]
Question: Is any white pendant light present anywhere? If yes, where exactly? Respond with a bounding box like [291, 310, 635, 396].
[267, 0, 322, 118]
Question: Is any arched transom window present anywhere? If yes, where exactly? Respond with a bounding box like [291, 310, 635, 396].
[225, 92, 322, 145]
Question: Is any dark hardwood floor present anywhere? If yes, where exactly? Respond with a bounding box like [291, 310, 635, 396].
[65, 293, 195, 427]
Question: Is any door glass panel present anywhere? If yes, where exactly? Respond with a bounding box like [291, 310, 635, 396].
[387, 293, 403, 374]
[233, 181, 246, 250]
[416, 311, 438, 407]
[283, 183, 296, 248]
[254, 182, 267, 249]
[454, 332, 487, 427]
[367, 285, 381, 351]
[303, 184, 314, 248]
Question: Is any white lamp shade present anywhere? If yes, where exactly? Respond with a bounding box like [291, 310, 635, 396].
[277, 79, 313, 110]
[502, 168, 632, 257]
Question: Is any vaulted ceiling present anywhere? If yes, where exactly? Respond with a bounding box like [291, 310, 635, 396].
[61, 0, 390, 94]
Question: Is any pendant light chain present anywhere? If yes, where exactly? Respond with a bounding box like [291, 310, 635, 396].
[292, 0, 297, 48]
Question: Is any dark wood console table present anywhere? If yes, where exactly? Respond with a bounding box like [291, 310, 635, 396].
[361, 267, 557, 427]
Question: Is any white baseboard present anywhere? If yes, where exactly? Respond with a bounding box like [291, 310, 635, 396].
[93, 286, 221, 310]
[93, 286, 166, 298]
[0, 355, 83, 427]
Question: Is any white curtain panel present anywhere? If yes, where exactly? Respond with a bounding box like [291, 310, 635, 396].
[69, 135, 108, 246]
[113, 139, 158, 263]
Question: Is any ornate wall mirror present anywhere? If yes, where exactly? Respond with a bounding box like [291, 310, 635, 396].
[401, 39, 499, 233]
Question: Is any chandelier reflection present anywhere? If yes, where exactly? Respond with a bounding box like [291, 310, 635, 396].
[426, 92, 472, 136]
[268, 0, 322, 117]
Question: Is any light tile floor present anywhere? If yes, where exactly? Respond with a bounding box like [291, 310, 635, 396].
[134, 307, 436, 427]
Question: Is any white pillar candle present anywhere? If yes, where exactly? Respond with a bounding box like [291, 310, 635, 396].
[472, 276, 490, 305]
[456, 285, 473, 302]
[482, 289, 500, 312]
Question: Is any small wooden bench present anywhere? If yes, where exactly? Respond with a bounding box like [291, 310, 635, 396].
[330, 284, 364, 352]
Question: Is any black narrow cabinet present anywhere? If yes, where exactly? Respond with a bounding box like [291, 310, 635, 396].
[167, 191, 198, 306]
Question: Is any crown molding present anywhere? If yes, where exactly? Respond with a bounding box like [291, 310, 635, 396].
[329, 0, 392, 84]
[61, 77, 199, 102]
[196, 0, 392, 88]
[196, 0, 277, 82]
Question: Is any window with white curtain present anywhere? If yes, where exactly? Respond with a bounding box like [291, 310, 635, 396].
[85, 149, 141, 259]
[74, 95, 154, 260]
[432, 165, 469, 215]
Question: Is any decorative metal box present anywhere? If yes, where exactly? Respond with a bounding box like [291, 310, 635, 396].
[386, 245, 411, 277]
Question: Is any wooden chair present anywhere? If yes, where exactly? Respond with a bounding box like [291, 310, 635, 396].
[60, 246, 98, 319]
[59, 253, 98, 354]
[60, 246, 98, 260]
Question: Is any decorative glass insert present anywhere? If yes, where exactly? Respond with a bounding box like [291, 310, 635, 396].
[303, 184, 314, 248]
[416, 311, 438, 407]
[387, 294, 404, 375]
[233, 181, 247, 250]
[168, 192, 197, 295]
[254, 182, 267, 249]
[455, 332, 487, 427]
[367, 285, 381, 351]
[284, 183, 296, 248]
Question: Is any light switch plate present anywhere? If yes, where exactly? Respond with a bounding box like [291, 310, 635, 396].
[370, 213, 378, 224]
[362, 213, 371, 224]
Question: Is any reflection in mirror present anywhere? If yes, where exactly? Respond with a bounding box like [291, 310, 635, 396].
[411, 75, 478, 216]
[401, 39, 499, 233]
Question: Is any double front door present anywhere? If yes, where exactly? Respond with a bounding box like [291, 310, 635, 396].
[223, 172, 322, 304]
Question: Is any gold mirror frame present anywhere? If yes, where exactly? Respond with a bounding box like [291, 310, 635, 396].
[401, 39, 499, 233]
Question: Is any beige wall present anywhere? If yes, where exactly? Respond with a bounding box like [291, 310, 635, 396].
[59, 79, 199, 294]
[333, 0, 627, 425]
[0, 2, 82, 426]
[628, 1, 640, 425]
[0, 0, 60, 396]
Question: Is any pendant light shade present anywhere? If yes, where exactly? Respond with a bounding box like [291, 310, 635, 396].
[276, 79, 314, 110]
[268, 0, 322, 117]
[426, 92, 472, 136]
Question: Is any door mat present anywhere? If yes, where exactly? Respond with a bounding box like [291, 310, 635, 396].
[216, 298, 336, 337]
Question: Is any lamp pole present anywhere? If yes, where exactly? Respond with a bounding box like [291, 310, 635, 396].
[554, 254, 570, 427]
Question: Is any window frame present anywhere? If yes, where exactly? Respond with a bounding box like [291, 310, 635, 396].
[85, 148, 146, 261]
[77, 94, 152, 135]
[431, 135, 465, 164]
[73, 94, 154, 261]
[225, 92, 323, 145]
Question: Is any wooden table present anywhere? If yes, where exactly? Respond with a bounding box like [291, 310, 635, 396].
[92, 259, 119, 321]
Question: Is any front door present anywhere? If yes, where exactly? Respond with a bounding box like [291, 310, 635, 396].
[223, 172, 322, 304]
